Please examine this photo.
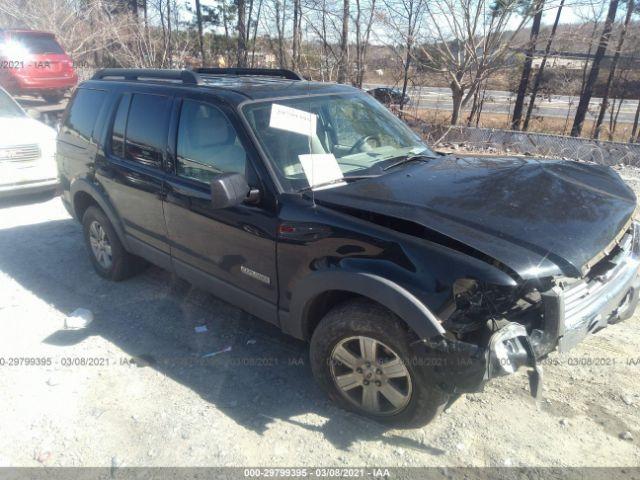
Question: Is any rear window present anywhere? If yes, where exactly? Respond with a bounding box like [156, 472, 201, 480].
[61, 88, 108, 143]
[11, 33, 65, 54]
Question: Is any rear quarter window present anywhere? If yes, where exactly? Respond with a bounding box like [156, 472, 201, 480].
[60, 88, 108, 144]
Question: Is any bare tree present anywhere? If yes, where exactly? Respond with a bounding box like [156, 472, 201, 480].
[166, 0, 173, 67]
[272, 0, 288, 68]
[593, 0, 635, 139]
[571, 0, 619, 137]
[336, 0, 350, 83]
[416, 0, 536, 125]
[511, 0, 545, 130]
[292, 0, 302, 70]
[249, 0, 264, 66]
[194, 0, 206, 65]
[522, 0, 565, 131]
[0, 0, 114, 59]
[353, 0, 377, 87]
[381, 0, 426, 115]
[303, 0, 344, 80]
[237, 0, 248, 66]
[574, 1, 607, 97]
[632, 100, 640, 142]
[220, 0, 235, 65]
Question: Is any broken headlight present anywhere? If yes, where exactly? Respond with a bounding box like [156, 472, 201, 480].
[446, 279, 541, 338]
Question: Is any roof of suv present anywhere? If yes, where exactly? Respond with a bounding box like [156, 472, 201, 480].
[83, 68, 358, 105]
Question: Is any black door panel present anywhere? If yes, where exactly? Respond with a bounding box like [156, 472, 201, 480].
[97, 91, 172, 255]
[163, 96, 279, 309]
[164, 176, 278, 306]
[99, 158, 169, 252]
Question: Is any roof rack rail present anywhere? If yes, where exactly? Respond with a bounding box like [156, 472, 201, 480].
[193, 67, 303, 81]
[92, 68, 202, 85]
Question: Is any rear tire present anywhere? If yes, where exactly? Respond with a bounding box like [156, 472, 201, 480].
[82, 206, 146, 281]
[310, 299, 449, 428]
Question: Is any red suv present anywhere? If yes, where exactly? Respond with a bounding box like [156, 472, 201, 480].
[0, 29, 77, 104]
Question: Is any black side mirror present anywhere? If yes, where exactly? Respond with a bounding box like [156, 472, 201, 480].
[210, 172, 251, 209]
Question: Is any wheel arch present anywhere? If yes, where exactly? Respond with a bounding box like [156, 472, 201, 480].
[70, 179, 128, 250]
[284, 271, 446, 341]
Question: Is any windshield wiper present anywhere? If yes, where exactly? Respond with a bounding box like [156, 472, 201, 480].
[382, 152, 435, 171]
[300, 175, 379, 193]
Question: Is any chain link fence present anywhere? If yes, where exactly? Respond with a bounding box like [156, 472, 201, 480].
[407, 121, 640, 166]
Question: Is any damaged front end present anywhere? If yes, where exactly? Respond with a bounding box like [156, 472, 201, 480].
[414, 222, 640, 403]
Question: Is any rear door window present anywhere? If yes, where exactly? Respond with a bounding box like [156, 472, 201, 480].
[110, 94, 131, 158]
[60, 88, 108, 144]
[123, 93, 171, 167]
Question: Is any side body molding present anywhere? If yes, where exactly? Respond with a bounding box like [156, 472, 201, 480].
[283, 271, 446, 340]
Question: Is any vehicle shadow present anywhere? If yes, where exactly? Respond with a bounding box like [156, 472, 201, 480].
[0, 217, 443, 455]
[0, 191, 59, 208]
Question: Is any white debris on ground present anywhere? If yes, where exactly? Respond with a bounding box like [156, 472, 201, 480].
[64, 308, 94, 330]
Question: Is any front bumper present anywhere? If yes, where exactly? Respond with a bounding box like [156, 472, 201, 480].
[421, 223, 640, 399]
[531, 223, 640, 356]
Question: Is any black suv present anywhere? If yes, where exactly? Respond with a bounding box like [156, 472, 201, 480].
[57, 68, 640, 427]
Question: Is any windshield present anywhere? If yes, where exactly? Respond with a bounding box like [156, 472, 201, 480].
[242, 92, 432, 192]
[0, 89, 26, 118]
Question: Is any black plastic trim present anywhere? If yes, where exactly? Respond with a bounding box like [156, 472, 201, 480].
[92, 68, 202, 85]
[125, 234, 172, 271]
[194, 68, 302, 81]
[173, 259, 279, 326]
[284, 271, 445, 340]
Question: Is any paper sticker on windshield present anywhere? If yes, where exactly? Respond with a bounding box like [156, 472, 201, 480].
[270, 104, 317, 136]
[299, 154, 345, 190]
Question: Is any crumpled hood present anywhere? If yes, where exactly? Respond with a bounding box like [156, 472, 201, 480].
[314, 156, 636, 279]
[0, 116, 56, 147]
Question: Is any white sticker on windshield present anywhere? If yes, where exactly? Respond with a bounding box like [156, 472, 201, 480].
[299, 154, 345, 190]
[269, 104, 317, 136]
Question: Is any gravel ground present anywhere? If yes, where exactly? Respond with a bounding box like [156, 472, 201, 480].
[0, 167, 639, 469]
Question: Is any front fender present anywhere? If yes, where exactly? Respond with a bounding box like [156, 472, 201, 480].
[284, 270, 446, 340]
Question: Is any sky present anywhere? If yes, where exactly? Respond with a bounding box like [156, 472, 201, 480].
[185, 0, 607, 37]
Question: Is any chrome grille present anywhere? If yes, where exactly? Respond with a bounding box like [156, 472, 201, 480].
[561, 229, 635, 330]
[0, 144, 41, 162]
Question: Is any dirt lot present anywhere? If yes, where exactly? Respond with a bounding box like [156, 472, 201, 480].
[0, 170, 639, 469]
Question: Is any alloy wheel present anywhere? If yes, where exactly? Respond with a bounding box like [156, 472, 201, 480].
[330, 336, 412, 415]
[88, 220, 113, 270]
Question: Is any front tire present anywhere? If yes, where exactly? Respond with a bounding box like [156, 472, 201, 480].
[82, 206, 145, 281]
[310, 299, 449, 428]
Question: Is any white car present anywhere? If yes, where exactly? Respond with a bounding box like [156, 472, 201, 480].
[0, 87, 58, 196]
